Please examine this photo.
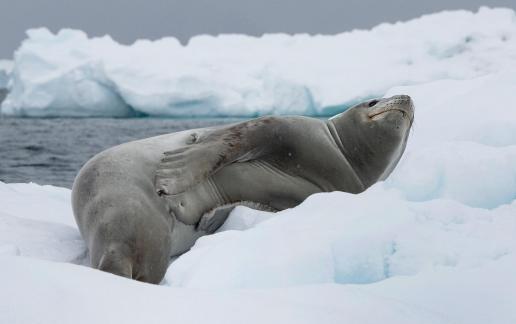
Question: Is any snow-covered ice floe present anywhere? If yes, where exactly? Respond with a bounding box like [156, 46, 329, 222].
[2, 7, 516, 117]
[2, 69, 516, 324]
[2, 8, 516, 324]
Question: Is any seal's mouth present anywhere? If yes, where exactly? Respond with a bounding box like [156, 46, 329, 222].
[367, 95, 414, 122]
[369, 107, 409, 120]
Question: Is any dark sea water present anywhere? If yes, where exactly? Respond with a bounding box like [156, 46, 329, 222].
[0, 118, 241, 188]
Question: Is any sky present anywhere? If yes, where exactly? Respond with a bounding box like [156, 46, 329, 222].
[0, 0, 515, 59]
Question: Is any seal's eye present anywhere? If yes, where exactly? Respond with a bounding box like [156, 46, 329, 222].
[368, 100, 379, 107]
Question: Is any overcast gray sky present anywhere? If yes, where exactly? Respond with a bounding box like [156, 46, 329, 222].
[0, 0, 515, 59]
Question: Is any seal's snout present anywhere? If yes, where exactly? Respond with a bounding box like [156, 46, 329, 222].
[368, 94, 414, 121]
[386, 95, 413, 109]
[391, 94, 414, 117]
[392, 94, 412, 102]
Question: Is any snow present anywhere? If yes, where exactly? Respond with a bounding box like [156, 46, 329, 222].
[1, 257, 448, 324]
[2, 7, 516, 117]
[0, 183, 85, 262]
[167, 189, 515, 288]
[2, 7, 516, 324]
[384, 72, 516, 208]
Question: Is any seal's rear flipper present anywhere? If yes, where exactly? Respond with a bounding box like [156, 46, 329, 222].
[97, 246, 133, 279]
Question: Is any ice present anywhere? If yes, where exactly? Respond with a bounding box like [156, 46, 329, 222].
[3, 7, 516, 117]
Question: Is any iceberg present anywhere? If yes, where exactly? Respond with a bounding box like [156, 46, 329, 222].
[0, 61, 11, 86]
[2, 7, 516, 117]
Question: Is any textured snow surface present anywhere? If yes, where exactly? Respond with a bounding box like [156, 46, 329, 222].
[2, 7, 516, 117]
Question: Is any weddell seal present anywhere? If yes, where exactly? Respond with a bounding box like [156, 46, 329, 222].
[72, 95, 414, 283]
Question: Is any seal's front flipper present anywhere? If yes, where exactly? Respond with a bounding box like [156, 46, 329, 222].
[196, 204, 237, 234]
[196, 201, 278, 234]
[155, 141, 226, 196]
[155, 116, 286, 196]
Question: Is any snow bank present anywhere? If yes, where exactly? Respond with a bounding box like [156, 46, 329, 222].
[166, 189, 515, 289]
[0, 182, 85, 262]
[3, 7, 516, 117]
[385, 72, 516, 208]
[2, 257, 451, 324]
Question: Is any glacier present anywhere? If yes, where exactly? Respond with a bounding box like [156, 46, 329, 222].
[2, 7, 516, 117]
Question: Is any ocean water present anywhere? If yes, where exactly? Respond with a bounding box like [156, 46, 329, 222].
[0, 118, 240, 188]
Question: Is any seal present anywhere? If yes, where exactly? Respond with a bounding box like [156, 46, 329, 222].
[72, 95, 414, 284]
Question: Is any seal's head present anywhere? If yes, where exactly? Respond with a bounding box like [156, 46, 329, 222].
[328, 95, 414, 188]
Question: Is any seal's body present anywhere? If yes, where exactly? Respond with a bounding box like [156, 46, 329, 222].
[72, 95, 414, 284]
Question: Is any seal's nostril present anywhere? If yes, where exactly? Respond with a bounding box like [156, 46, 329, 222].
[396, 95, 411, 102]
[368, 100, 379, 107]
